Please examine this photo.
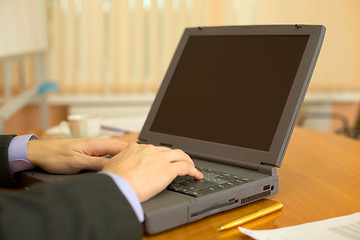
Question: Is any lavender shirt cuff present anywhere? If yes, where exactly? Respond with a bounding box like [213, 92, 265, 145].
[8, 134, 38, 173]
[99, 172, 144, 223]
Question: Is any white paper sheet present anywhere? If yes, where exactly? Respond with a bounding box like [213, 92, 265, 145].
[239, 212, 360, 240]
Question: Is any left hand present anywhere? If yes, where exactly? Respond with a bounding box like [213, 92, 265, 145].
[27, 137, 128, 174]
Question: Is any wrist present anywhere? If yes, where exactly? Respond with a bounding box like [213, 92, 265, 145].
[8, 134, 38, 173]
[26, 137, 41, 167]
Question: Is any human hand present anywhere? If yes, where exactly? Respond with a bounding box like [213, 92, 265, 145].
[27, 138, 128, 174]
[102, 143, 203, 202]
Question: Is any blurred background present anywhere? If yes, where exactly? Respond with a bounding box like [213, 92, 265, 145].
[1, 0, 360, 138]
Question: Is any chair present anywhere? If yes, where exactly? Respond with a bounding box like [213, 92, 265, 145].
[298, 110, 360, 139]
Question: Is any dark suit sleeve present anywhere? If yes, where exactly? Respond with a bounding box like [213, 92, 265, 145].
[0, 174, 143, 240]
[0, 135, 18, 187]
[0, 135, 143, 240]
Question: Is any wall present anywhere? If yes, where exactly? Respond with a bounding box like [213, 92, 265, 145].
[0, 0, 47, 57]
[255, 0, 360, 91]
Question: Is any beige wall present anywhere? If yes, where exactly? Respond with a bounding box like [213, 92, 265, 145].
[0, 0, 47, 57]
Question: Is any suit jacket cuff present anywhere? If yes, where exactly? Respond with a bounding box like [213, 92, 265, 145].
[99, 171, 144, 222]
[0, 135, 18, 187]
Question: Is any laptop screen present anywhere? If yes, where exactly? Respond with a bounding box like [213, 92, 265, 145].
[150, 35, 309, 151]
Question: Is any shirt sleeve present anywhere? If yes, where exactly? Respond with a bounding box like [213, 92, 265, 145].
[8, 134, 38, 173]
[99, 171, 144, 223]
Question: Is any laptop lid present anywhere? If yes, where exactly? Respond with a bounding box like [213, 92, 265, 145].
[139, 25, 325, 170]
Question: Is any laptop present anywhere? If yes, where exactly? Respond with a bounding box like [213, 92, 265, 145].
[19, 25, 325, 234]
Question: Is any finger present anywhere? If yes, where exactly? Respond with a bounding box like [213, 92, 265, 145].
[84, 138, 129, 156]
[80, 155, 110, 171]
[141, 144, 171, 152]
[136, 145, 194, 166]
[169, 161, 203, 180]
[161, 149, 195, 166]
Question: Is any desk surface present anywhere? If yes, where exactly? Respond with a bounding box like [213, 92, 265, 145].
[40, 127, 360, 239]
[133, 127, 360, 240]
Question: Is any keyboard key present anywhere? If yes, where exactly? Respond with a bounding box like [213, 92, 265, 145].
[167, 167, 252, 197]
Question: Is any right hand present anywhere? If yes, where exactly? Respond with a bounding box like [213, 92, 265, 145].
[102, 143, 203, 202]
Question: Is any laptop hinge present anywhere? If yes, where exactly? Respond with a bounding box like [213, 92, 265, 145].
[257, 163, 277, 175]
[189, 151, 261, 171]
[137, 138, 148, 144]
[137, 139, 174, 148]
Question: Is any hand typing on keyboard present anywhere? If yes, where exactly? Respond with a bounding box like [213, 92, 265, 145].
[167, 167, 252, 197]
[103, 143, 203, 202]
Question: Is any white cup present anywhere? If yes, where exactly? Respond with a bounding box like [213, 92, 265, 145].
[60, 114, 101, 138]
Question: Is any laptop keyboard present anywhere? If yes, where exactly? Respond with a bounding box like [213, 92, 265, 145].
[167, 167, 253, 197]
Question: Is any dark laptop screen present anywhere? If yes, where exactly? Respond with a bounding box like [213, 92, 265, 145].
[150, 35, 309, 151]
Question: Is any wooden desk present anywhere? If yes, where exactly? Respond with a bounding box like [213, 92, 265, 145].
[137, 127, 360, 240]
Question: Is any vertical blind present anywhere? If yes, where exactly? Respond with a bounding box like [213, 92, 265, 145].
[46, 0, 258, 95]
[2, 0, 360, 98]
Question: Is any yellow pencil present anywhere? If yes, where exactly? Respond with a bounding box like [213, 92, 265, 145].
[217, 202, 284, 231]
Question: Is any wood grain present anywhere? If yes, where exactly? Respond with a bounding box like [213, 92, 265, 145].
[139, 127, 360, 239]
[41, 127, 360, 239]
